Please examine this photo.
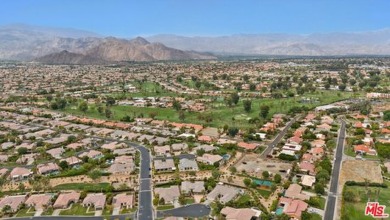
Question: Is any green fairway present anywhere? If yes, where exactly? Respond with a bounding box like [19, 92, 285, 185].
[61, 90, 362, 130]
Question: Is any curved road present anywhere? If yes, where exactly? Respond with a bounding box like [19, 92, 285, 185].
[261, 114, 301, 158]
[324, 120, 346, 220]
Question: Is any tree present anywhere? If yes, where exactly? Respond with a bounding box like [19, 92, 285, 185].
[231, 92, 240, 105]
[88, 169, 102, 181]
[384, 110, 390, 121]
[149, 111, 158, 119]
[324, 83, 331, 90]
[105, 108, 113, 119]
[106, 97, 116, 106]
[339, 84, 346, 91]
[260, 105, 270, 119]
[228, 127, 239, 137]
[243, 178, 252, 187]
[262, 171, 270, 179]
[2, 205, 12, 214]
[59, 160, 69, 170]
[314, 183, 325, 195]
[343, 188, 357, 202]
[17, 147, 28, 155]
[178, 111, 185, 121]
[274, 174, 282, 183]
[172, 99, 182, 111]
[243, 100, 252, 113]
[229, 166, 237, 174]
[97, 105, 104, 114]
[78, 101, 88, 113]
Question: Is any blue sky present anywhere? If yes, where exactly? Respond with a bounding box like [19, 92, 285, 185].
[0, 0, 389, 37]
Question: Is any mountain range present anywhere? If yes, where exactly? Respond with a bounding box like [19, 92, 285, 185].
[0, 24, 216, 63]
[146, 30, 390, 56]
[1, 24, 390, 63]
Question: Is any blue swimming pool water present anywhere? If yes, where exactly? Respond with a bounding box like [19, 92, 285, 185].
[276, 207, 284, 215]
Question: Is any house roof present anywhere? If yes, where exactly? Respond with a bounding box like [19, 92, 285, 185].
[0, 195, 27, 211]
[221, 207, 261, 220]
[181, 181, 205, 194]
[25, 194, 52, 208]
[113, 193, 134, 208]
[155, 186, 180, 203]
[82, 193, 106, 208]
[285, 184, 310, 201]
[53, 192, 80, 208]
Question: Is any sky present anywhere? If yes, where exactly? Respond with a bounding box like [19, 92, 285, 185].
[0, 0, 389, 37]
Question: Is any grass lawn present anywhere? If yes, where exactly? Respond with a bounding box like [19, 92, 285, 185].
[60, 204, 94, 216]
[235, 193, 253, 205]
[257, 189, 272, 199]
[185, 198, 195, 205]
[120, 207, 137, 214]
[156, 205, 175, 210]
[341, 183, 390, 220]
[42, 207, 54, 216]
[15, 207, 35, 217]
[53, 182, 111, 192]
[102, 205, 113, 216]
[307, 213, 322, 220]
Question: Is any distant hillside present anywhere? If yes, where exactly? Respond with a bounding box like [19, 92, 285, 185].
[0, 24, 216, 62]
[146, 30, 390, 56]
[86, 37, 216, 62]
[2, 24, 390, 60]
[36, 37, 216, 64]
[36, 50, 106, 65]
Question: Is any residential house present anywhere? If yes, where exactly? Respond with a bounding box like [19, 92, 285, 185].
[0, 195, 27, 212]
[82, 193, 106, 210]
[207, 185, 241, 204]
[301, 175, 316, 187]
[154, 158, 176, 172]
[53, 192, 80, 209]
[25, 194, 52, 209]
[221, 207, 262, 220]
[155, 186, 180, 204]
[237, 142, 258, 151]
[113, 193, 134, 209]
[196, 154, 223, 165]
[154, 145, 171, 156]
[37, 162, 60, 175]
[181, 181, 205, 195]
[299, 161, 316, 175]
[9, 167, 33, 181]
[279, 197, 308, 219]
[47, 147, 65, 159]
[79, 150, 103, 160]
[284, 184, 310, 200]
[178, 158, 199, 171]
[61, 156, 82, 167]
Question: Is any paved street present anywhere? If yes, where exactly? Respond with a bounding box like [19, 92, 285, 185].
[261, 114, 301, 158]
[324, 120, 346, 220]
[157, 204, 211, 218]
[129, 142, 154, 220]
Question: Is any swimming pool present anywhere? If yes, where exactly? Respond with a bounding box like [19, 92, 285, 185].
[276, 207, 284, 215]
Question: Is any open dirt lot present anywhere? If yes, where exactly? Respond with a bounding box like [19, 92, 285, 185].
[235, 153, 292, 178]
[340, 160, 383, 186]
